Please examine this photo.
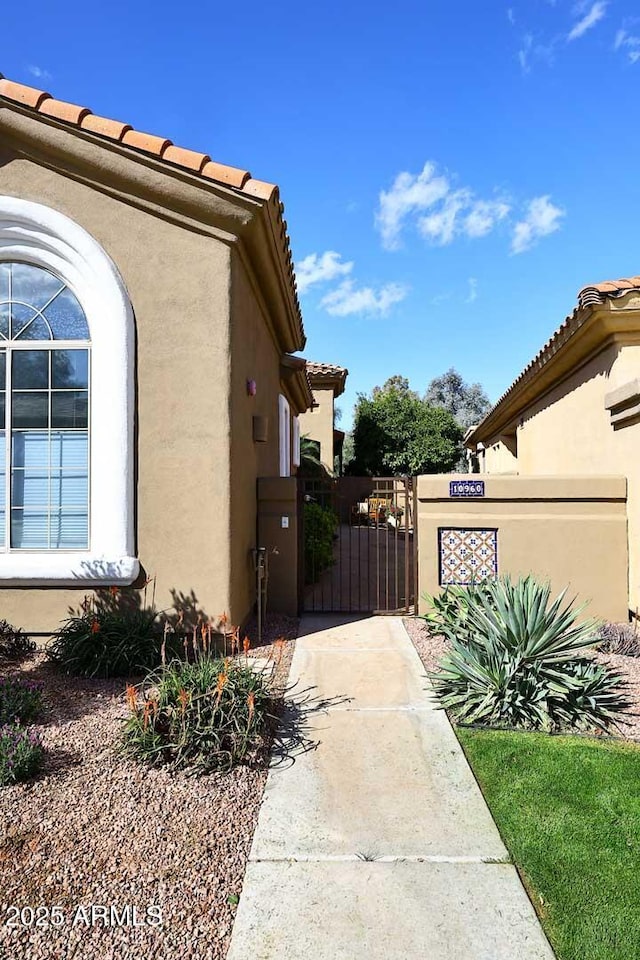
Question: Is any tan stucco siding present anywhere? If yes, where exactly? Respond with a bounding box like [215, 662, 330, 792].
[298, 386, 335, 473]
[229, 250, 283, 625]
[417, 475, 628, 623]
[0, 148, 233, 631]
[480, 342, 640, 613]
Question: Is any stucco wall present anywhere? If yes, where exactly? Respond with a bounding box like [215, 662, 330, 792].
[0, 146, 233, 631]
[510, 343, 640, 612]
[417, 474, 628, 623]
[228, 250, 285, 625]
[298, 387, 335, 473]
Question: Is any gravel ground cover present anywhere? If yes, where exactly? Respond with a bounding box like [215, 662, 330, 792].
[0, 614, 297, 960]
[403, 616, 640, 740]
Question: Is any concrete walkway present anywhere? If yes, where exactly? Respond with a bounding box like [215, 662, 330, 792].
[227, 615, 555, 960]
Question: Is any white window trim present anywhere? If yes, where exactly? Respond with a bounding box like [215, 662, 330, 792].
[292, 416, 301, 468]
[0, 196, 138, 585]
[278, 394, 291, 478]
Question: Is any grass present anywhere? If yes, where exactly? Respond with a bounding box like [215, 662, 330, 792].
[458, 728, 640, 960]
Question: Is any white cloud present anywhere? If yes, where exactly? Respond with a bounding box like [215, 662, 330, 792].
[321, 280, 407, 317]
[567, 1, 608, 41]
[511, 196, 565, 253]
[27, 65, 52, 81]
[463, 200, 511, 238]
[507, 7, 516, 25]
[376, 162, 511, 249]
[465, 278, 478, 304]
[519, 33, 533, 72]
[295, 251, 353, 294]
[614, 27, 640, 62]
[376, 162, 451, 250]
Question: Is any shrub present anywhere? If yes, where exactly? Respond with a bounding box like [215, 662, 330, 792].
[121, 653, 274, 774]
[0, 724, 44, 786]
[426, 575, 629, 732]
[0, 620, 35, 662]
[597, 622, 640, 658]
[47, 590, 161, 678]
[0, 677, 44, 726]
[304, 501, 338, 583]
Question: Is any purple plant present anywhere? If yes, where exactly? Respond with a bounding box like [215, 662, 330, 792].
[0, 677, 44, 725]
[0, 724, 44, 786]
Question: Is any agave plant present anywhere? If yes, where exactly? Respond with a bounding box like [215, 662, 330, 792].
[426, 576, 629, 732]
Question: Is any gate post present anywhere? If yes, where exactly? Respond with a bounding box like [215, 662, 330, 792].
[256, 477, 299, 618]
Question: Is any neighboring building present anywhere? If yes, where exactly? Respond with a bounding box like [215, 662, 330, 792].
[466, 274, 640, 615]
[0, 75, 312, 632]
[298, 361, 348, 474]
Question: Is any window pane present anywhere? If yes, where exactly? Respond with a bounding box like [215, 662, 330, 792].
[0, 304, 8, 340]
[51, 391, 88, 429]
[16, 316, 53, 341]
[0, 353, 5, 389]
[44, 288, 89, 340]
[12, 393, 49, 429]
[12, 431, 48, 469]
[50, 511, 88, 549]
[51, 471, 88, 508]
[0, 394, 4, 430]
[0, 476, 5, 510]
[10, 303, 39, 340]
[49, 432, 88, 470]
[52, 350, 88, 389]
[13, 351, 49, 389]
[11, 509, 48, 549]
[10, 263, 64, 311]
[12, 470, 49, 508]
[0, 510, 4, 544]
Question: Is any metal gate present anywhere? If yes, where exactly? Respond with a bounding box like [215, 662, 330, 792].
[299, 476, 417, 614]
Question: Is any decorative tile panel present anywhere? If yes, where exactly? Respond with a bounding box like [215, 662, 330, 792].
[438, 528, 498, 586]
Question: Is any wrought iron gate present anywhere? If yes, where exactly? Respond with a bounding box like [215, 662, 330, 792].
[299, 476, 417, 614]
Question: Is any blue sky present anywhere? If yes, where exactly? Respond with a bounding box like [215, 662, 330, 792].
[3, 0, 639, 426]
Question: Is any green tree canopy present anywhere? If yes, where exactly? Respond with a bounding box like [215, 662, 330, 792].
[348, 380, 462, 476]
[424, 367, 492, 431]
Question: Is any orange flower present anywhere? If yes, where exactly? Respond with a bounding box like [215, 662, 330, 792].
[142, 701, 151, 730]
[247, 691, 255, 723]
[215, 672, 228, 705]
[90, 619, 100, 634]
[219, 612, 229, 627]
[177, 688, 189, 714]
[125, 684, 137, 712]
[109, 585, 119, 597]
[243, 636, 251, 655]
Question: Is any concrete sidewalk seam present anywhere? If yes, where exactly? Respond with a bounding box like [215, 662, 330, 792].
[249, 854, 513, 864]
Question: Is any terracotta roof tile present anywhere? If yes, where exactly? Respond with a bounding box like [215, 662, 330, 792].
[0, 78, 50, 109]
[121, 128, 172, 156]
[0, 73, 305, 349]
[39, 98, 91, 125]
[163, 145, 210, 173]
[306, 361, 348, 377]
[80, 113, 132, 140]
[578, 275, 640, 308]
[201, 160, 250, 188]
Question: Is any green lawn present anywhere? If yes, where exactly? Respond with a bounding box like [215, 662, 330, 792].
[458, 729, 640, 960]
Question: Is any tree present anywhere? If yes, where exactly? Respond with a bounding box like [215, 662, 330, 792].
[424, 368, 491, 431]
[348, 380, 462, 476]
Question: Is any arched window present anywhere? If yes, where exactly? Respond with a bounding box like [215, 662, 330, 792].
[0, 262, 90, 550]
[0, 197, 137, 585]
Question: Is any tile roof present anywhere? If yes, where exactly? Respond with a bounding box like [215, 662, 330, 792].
[469, 272, 640, 441]
[0, 74, 304, 346]
[578, 275, 640, 309]
[306, 361, 349, 377]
